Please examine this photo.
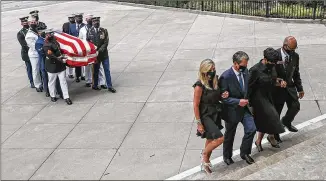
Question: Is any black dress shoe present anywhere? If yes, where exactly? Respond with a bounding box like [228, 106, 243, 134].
[81, 76, 85, 81]
[241, 154, 255, 164]
[255, 142, 263, 152]
[284, 124, 298, 132]
[65, 98, 73, 105]
[68, 75, 74, 79]
[108, 87, 116, 93]
[274, 134, 282, 143]
[92, 87, 101, 90]
[85, 83, 91, 87]
[51, 97, 57, 102]
[267, 136, 280, 148]
[101, 85, 108, 89]
[36, 88, 43, 92]
[45, 92, 50, 97]
[76, 78, 80, 83]
[224, 158, 234, 165]
[30, 83, 35, 88]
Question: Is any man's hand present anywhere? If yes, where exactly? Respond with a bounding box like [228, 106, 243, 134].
[298, 91, 305, 99]
[239, 99, 249, 107]
[280, 80, 287, 88]
[197, 123, 205, 134]
[221, 91, 229, 99]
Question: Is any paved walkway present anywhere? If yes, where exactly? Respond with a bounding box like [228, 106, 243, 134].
[1, 1, 326, 180]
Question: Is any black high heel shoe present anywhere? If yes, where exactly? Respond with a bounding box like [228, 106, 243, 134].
[255, 141, 263, 152]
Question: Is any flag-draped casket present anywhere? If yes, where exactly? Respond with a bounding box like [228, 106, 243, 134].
[54, 31, 97, 67]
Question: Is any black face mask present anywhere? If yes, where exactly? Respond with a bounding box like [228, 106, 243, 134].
[23, 25, 29, 29]
[93, 22, 100, 28]
[266, 63, 275, 70]
[87, 20, 92, 25]
[76, 20, 83, 24]
[69, 18, 75, 24]
[47, 36, 54, 41]
[30, 24, 37, 30]
[239, 65, 246, 72]
[207, 70, 216, 79]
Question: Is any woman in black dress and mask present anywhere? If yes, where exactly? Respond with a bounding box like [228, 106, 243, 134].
[193, 59, 229, 174]
[248, 48, 286, 151]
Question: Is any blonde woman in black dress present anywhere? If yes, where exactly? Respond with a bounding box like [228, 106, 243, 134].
[193, 59, 229, 174]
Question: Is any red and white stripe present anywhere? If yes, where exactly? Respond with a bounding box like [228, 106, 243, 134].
[54, 31, 97, 67]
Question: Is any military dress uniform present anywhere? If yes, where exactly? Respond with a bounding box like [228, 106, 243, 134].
[78, 14, 106, 88]
[43, 30, 72, 105]
[25, 16, 42, 91]
[29, 10, 47, 31]
[86, 17, 116, 93]
[17, 16, 34, 88]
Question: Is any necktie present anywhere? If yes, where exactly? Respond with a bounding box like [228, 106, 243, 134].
[238, 72, 244, 91]
[284, 55, 289, 68]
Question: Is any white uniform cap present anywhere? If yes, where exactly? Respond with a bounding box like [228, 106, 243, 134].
[85, 14, 93, 20]
[28, 15, 37, 22]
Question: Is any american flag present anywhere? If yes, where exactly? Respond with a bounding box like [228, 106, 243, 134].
[54, 31, 97, 67]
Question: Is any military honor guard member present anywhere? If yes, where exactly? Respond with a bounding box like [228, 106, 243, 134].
[43, 29, 73, 105]
[17, 16, 34, 88]
[86, 17, 116, 93]
[29, 10, 47, 31]
[62, 14, 76, 79]
[25, 15, 43, 92]
[79, 14, 107, 88]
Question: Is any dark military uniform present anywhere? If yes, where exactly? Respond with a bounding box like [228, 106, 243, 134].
[87, 19, 115, 92]
[43, 36, 71, 101]
[17, 16, 34, 87]
[43, 39, 66, 73]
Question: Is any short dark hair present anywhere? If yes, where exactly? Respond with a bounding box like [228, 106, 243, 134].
[263, 47, 279, 63]
[232, 51, 249, 64]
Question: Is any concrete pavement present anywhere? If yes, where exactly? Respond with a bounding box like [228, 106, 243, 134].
[1, 1, 326, 180]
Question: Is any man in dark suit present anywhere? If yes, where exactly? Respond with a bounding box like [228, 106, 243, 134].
[273, 36, 304, 143]
[87, 17, 116, 93]
[219, 51, 256, 165]
[17, 16, 34, 88]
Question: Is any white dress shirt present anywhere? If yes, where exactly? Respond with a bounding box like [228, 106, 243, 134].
[232, 66, 245, 90]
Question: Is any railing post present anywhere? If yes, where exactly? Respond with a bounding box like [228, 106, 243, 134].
[231, 1, 234, 14]
[313, 1, 317, 20]
[201, 1, 204, 11]
[266, 0, 270, 17]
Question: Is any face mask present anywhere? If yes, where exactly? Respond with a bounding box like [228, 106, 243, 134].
[47, 35, 54, 41]
[69, 18, 75, 24]
[93, 22, 100, 28]
[30, 24, 37, 29]
[207, 71, 216, 79]
[76, 19, 83, 24]
[266, 63, 275, 70]
[239, 65, 246, 72]
[87, 20, 92, 25]
[35, 16, 39, 21]
[23, 25, 29, 29]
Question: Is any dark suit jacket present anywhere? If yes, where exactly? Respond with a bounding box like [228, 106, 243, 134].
[219, 67, 252, 123]
[275, 48, 303, 99]
[86, 27, 109, 62]
[17, 28, 30, 62]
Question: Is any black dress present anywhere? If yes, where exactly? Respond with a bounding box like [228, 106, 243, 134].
[248, 61, 285, 134]
[193, 79, 224, 140]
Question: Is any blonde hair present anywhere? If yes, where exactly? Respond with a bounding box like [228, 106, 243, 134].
[198, 59, 218, 90]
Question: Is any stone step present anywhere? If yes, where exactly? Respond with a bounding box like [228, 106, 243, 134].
[218, 126, 326, 180]
[184, 118, 326, 180]
[241, 134, 326, 180]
